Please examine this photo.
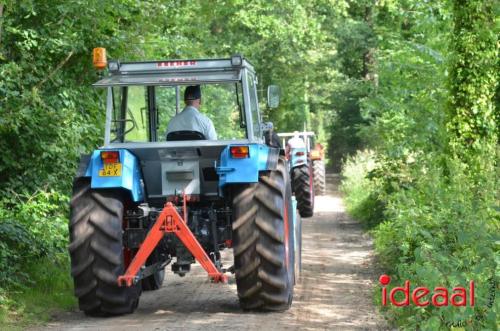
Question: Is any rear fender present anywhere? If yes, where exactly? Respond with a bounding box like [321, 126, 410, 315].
[74, 149, 144, 203]
[217, 144, 279, 188]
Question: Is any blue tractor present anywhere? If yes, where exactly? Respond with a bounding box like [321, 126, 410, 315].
[68, 52, 302, 316]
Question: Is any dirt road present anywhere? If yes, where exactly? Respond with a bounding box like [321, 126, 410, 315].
[39, 174, 387, 331]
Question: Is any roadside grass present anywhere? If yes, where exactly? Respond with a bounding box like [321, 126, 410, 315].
[340, 150, 384, 229]
[0, 257, 76, 330]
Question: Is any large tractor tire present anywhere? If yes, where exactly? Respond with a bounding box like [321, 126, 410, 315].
[231, 157, 295, 311]
[312, 160, 326, 196]
[68, 179, 141, 316]
[292, 164, 314, 218]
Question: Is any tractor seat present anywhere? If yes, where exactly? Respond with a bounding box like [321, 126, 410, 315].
[166, 130, 206, 141]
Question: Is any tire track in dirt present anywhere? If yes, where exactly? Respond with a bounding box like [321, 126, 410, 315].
[37, 174, 387, 331]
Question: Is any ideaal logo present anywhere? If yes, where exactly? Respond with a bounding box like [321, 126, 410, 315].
[380, 275, 497, 327]
[379, 275, 474, 307]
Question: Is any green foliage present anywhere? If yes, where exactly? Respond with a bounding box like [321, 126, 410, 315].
[343, 150, 499, 329]
[0, 0, 498, 328]
[447, 0, 498, 153]
[446, 0, 498, 208]
[324, 0, 378, 170]
[0, 191, 74, 328]
[375, 156, 498, 330]
[0, 257, 75, 329]
[328, 80, 371, 172]
[203, 84, 246, 140]
[0, 191, 68, 288]
[341, 0, 499, 329]
[340, 150, 384, 228]
[0, 0, 346, 324]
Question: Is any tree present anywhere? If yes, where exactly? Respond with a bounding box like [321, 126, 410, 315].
[447, 0, 498, 154]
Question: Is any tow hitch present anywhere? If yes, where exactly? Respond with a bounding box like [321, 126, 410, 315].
[117, 201, 228, 287]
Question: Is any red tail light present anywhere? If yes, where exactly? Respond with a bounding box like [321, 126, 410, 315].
[295, 151, 305, 156]
[230, 146, 249, 158]
[101, 151, 120, 163]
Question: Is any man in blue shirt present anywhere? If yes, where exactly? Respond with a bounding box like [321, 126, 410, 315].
[166, 85, 217, 140]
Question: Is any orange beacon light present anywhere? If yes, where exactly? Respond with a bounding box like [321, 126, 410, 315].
[93, 47, 107, 70]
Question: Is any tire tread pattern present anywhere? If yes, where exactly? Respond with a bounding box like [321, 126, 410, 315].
[232, 158, 294, 311]
[313, 160, 326, 196]
[69, 179, 141, 316]
[292, 165, 314, 218]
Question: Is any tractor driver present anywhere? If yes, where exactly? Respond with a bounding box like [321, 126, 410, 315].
[287, 131, 306, 149]
[286, 131, 306, 159]
[166, 85, 217, 140]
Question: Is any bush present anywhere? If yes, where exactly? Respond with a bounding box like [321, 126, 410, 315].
[340, 150, 384, 228]
[342, 151, 499, 329]
[0, 190, 74, 327]
[341, 149, 419, 229]
[0, 257, 75, 328]
[0, 190, 69, 289]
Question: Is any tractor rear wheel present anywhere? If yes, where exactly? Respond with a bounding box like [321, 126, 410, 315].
[292, 164, 314, 218]
[232, 157, 295, 311]
[68, 179, 141, 316]
[313, 160, 326, 195]
[141, 250, 165, 291]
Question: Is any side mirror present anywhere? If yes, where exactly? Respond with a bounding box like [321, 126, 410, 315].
[267, 85, 280, 108]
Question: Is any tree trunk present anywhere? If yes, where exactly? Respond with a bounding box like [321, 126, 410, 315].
[447, 0, 497, 151]
[362, 2, 378, 87]
[447, 0, 498, 194]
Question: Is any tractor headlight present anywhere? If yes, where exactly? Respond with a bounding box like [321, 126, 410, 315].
[108, 60, 120, 72]
[231, 54, 243, 67]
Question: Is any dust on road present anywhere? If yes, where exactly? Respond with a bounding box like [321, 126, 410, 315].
[38, 174, 387, 331]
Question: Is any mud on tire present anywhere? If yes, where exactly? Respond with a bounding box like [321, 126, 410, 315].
[231, 157, 295, 311]
[292, 164, 314, 218]
[312, 160, 326, 196]
[69, 179, 141, 316]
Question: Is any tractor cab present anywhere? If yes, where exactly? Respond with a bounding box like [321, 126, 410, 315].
[87, 55, 277, 206]
[94, 56, 260, 144]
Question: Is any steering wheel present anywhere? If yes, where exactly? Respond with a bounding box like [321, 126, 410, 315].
[110, 108, 138, 142]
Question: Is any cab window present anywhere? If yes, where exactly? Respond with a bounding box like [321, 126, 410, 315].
[156, 83, 246, 141]
[201, 83, 245, 140]
[111, 83, 247, 142]
[111, 86, 148, 143]
[156, 86, 178, 141]
[245, 73, 261, 139]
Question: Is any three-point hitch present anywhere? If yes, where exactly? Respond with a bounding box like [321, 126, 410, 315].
[118, 200, 228, 287]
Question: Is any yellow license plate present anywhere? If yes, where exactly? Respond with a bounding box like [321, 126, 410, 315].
[99, 163, 122, 177]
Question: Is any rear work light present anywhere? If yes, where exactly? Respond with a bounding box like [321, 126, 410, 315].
[230, 146, 249, 158]
[231, 54, 243, 67]
[101, 151, 120, 163]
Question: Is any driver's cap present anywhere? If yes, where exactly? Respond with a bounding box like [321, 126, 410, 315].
[184, 85, 201, 100]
